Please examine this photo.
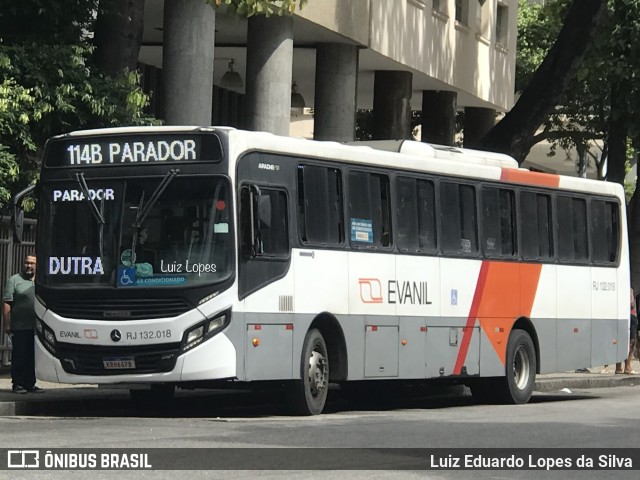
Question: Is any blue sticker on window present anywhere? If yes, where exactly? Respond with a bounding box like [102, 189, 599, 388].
[351, 218, 373, 243]
[118, 266, 137, 286]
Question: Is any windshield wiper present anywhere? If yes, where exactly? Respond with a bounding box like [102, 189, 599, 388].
[74, 172, 105, 224]
[132, 169, 180, 229]
[130, 169, 180, 262]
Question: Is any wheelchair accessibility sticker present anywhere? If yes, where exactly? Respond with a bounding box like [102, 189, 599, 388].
[117, 266, 185, 287]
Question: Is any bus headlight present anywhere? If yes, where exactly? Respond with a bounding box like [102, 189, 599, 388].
[187, 325, 204, 345]
[36, 319, 57, 355]
[207, 313, 226, 333]
[181, 310, 230, 353]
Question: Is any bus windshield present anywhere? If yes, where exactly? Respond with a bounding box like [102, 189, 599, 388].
[38, 175, 233, 289]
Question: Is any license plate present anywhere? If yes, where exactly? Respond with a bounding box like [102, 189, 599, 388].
[103, 357, 136, 369]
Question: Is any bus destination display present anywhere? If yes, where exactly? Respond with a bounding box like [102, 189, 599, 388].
[45, 134, 223, 167]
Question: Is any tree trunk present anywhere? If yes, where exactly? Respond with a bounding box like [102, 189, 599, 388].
[575, 142, 587, 178]
[93, 0, 145, 75]
[629, 149, 640, 293]
[478, 0, 607, 163]
[607, 119, 627, 185]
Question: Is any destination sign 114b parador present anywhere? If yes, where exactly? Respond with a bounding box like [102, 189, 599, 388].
[44, 134, 223, 167]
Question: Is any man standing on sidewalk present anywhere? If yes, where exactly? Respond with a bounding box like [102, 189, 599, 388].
[2, 254, 43, 394]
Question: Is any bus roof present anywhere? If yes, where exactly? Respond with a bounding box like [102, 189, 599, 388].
[51, 126, 624, 199]
[346, 140, 520, 169]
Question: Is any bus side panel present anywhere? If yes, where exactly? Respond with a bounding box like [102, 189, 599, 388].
[590, 266, 621, 367]
[293, 249, 349, 315]
[395, 254, 439, 379]
[477, 325, 503, 377]
[424, 325, 480, 377]
[398, 316, 426, 378]
[556, 265, 592, 371]
[531, 318, 557, 374]
[439, 259, 481, 322]
[245, 319, 294, 380]
[529, 265, 557, 373]
[228, 309, 248, 381]
[364, 317, 399, 377]
[243, 271, 296, 380]
[342, 314, 366, 381]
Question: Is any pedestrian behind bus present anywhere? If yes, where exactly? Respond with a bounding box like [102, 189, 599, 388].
[615, 288, 638, 374]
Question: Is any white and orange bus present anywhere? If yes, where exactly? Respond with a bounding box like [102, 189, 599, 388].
[20, 127, 628, 414]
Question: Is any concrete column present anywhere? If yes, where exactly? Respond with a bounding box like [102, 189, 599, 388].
[314, 43, 359, 142]
[421, 90, 457, 146]
[246, 15, 294, 135]
[464, 107, 496, 148]
[372, 71, 413, 140]
[162, 0, 215, 125]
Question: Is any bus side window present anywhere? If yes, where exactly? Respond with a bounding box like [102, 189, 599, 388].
[348, 170, 392, 248]
[557, 195, 588, 263]
[591, 199, 619, 264]
[441, 182, 477, 256]
[240, 185, 289, 258]
[520, 191, 553, 261]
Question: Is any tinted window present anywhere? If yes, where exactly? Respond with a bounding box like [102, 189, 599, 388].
[240, 186, 288, 258]
[297, 164, 344, 245]
[591, 200, 619, 264]
[557, 196, 588, 262]
[520, 191, 553, 260]
[349, 171, 392, 247]
[441, 182, 477, 255]
[481, 187, 515, 257]
[396, 176, 437, 253]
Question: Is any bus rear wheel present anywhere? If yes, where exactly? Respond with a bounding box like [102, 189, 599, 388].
[287, 329, 329, 415]
[470, 329, 536, 404]
[501, 329, 536, 404]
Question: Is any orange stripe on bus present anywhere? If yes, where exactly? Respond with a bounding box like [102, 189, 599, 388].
[500, 169, 560, 188]
[453, 263, 489, 375]
[453, 261, 543, 373]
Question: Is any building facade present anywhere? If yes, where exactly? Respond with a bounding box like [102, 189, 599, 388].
[138, 0, 518, 144]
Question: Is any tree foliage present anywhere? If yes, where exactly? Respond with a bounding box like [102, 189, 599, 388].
[480, 0, 607, 163]
[210, 0, 308, 16]
[0, 1, 157, 211]
[510, 0, 640, 181]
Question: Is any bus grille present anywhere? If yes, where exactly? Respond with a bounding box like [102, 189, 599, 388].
[56, 343, 182, 376]
[51, 298, 192, 320]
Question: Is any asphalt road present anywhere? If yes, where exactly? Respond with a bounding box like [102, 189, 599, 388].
[1, 384, 639, 480]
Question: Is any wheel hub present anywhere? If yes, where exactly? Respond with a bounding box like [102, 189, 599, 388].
[308, 350, 327, 397]
[513, 345, 530, 390]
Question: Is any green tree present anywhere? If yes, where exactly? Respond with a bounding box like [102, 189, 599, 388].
[479, 0, 607, 162]
[0, 1, 157, 211]
[211, 0, 308, 16]
[506, 0, 640, 290]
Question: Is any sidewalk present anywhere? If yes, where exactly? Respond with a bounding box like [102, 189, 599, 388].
[0, 360, 639, 416]
[533, 358, 640, 393]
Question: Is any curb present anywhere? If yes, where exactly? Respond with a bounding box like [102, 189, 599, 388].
[535, 375, 640, 392]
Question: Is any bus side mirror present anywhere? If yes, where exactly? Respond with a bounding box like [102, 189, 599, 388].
[12, 184, 36, 243]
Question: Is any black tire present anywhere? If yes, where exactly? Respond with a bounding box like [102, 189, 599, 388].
[287, 329, 329, 415]
[470, 329, 536, 404]
[501, 329, 536, 404]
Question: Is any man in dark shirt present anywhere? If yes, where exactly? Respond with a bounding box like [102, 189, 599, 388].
[2, 255, 43, 393]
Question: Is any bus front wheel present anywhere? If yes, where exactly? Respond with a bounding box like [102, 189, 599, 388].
[287, 328, 329, 415]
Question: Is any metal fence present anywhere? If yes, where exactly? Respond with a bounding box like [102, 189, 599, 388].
[0, 215, 37, 366]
